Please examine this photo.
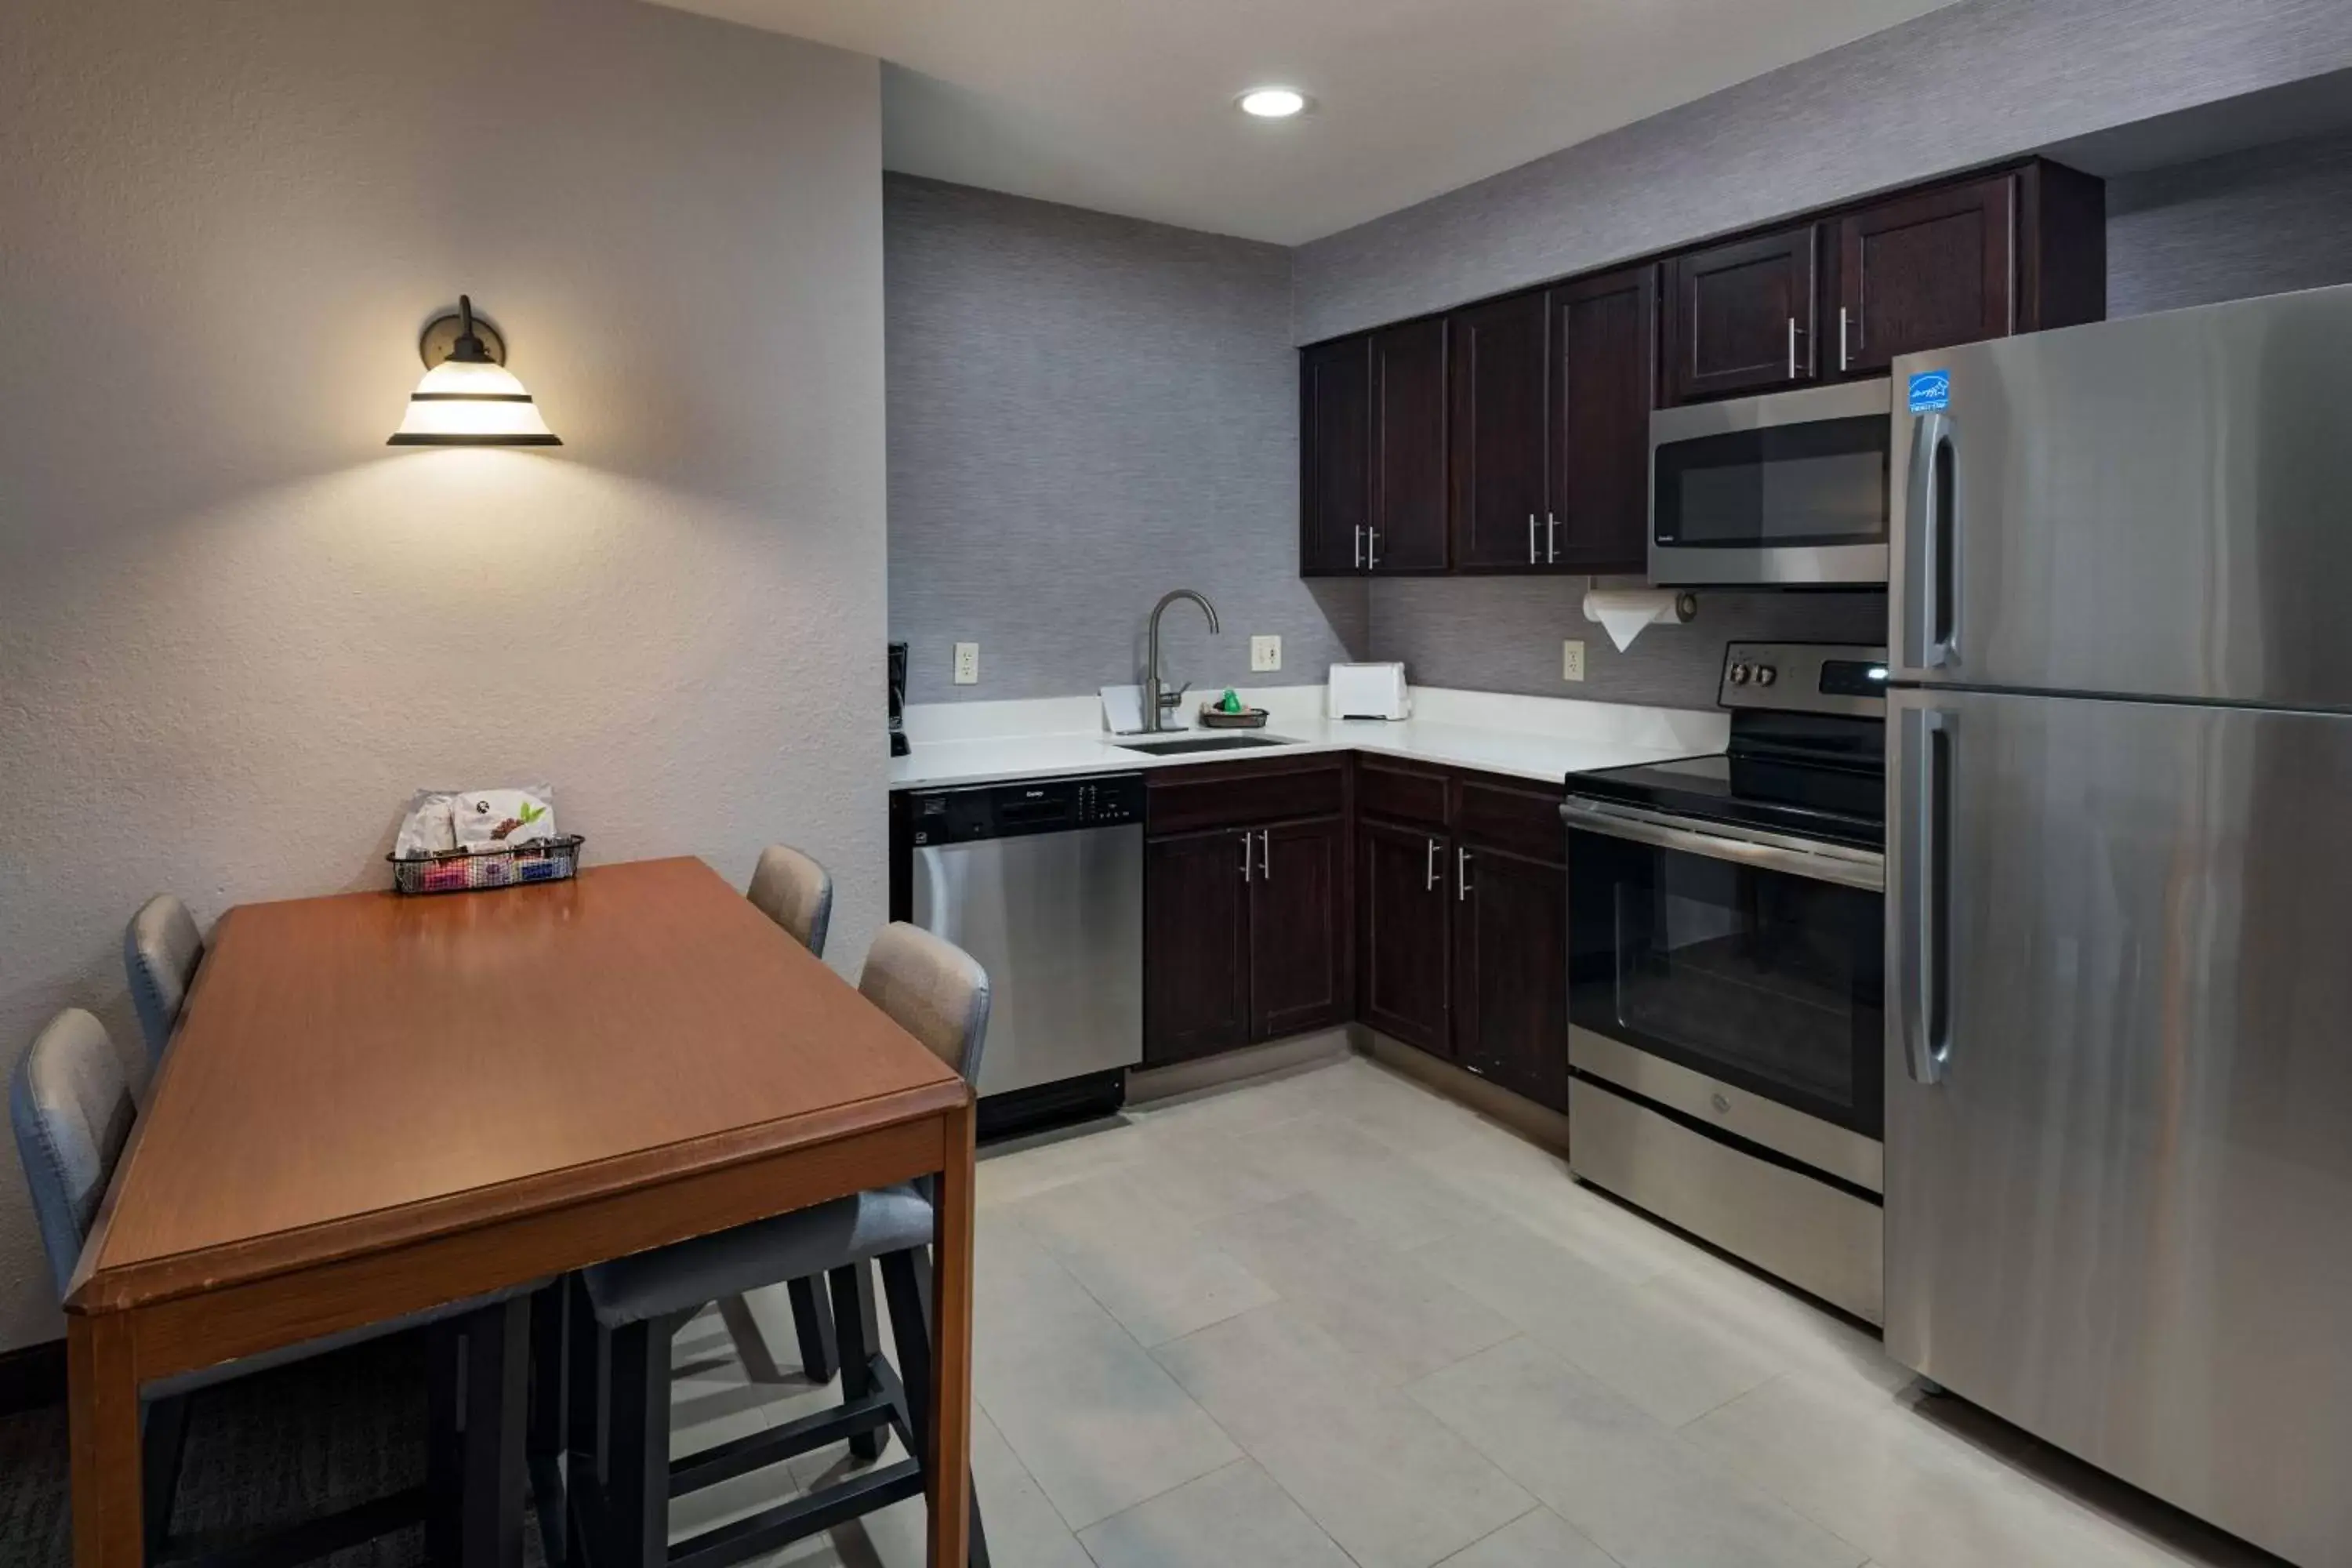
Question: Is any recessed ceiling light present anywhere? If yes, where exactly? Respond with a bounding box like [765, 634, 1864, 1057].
[1238, 86, 1309, 119]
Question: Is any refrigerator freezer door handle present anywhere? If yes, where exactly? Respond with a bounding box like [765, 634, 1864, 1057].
[1911, 410, 1960, 668]
[1898, 705, 1954, 1084]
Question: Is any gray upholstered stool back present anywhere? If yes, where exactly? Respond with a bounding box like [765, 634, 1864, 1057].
[858, 923, 990, 1088]
[125, 893, 204, 1065]
[10, 1009, 136, 1300]
[747, 844, 834, 960]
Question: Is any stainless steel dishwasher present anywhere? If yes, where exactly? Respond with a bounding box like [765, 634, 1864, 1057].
[895, 773, 1144, 1138]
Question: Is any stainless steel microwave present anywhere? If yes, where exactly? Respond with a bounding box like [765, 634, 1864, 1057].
[1649, 379, 1892, 586]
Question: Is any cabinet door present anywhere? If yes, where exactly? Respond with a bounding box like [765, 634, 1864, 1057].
[1369, 318, 1448, 572]
[1834, 175, 2015, 376]
[1145, 829, 1251, 1064]
[1358, 819, 1451, 1055]
[1664, 224, 1819, 404]
[1452, 847, 1570, 1111]
[1548, 265, 1657, 573]
[1447, 291, 1550, 570]
[1249, 818, 1349, 1041]
[1300, 336, 1370, 575]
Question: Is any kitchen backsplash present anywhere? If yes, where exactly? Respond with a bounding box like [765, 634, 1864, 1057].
[885, 174, 1367, 704]
[1370, 578, 1889, 710]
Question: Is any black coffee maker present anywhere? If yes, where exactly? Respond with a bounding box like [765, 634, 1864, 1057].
[887, 641, 909, 757]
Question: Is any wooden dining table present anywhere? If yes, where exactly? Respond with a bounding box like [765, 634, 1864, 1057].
[64, 855, 975, 1567]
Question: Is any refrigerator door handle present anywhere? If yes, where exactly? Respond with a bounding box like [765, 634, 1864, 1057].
[1898, 704, 1955, 1084]
[1910, 409, 1961, 668]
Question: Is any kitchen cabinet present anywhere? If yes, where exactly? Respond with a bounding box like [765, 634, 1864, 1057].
[1358, 817, 1450, 1054]
[1664, 223, 1820, 404]
[1832, 164, 2106, 376]
[1452, 843, 1570, 1111]
[1446, 291, 1550, 570]
[1548, 265, 1657, 573]
[1300, 336, 1370, 575]
[1368, 319, 1450, 572]
[1145, 758, 1351, 1064]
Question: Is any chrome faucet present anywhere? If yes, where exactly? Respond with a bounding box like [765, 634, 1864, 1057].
[1142, 590, 1221, 733]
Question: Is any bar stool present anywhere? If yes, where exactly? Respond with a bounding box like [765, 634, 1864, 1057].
[11, 1008, 534, 1566]
[125, 893, 204, 1068]
[562, 923, 991, 1568]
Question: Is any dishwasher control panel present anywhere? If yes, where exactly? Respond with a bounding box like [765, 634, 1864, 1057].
[906, 773, 1145, 846]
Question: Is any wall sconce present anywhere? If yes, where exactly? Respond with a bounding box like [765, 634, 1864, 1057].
[388, 296, 561, 446]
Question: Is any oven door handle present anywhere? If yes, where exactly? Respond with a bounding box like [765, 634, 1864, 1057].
[1559, 797, 1884, 892]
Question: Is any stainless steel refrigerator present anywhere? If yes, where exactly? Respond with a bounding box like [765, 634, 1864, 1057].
[1885, 283, 2352, 1568]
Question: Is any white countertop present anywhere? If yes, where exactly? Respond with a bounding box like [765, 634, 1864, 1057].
[889, 685, 1727, 793]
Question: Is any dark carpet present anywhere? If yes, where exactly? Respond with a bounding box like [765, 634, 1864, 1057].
[0, 1331, 547, 1567]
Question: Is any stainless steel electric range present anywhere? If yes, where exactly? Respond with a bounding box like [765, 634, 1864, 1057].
[1560, 641, 1887, 1323]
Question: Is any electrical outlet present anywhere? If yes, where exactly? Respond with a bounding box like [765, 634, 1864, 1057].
[953, 642, 980, 685]
[1562, 639, 1586, 682]
[1250, 634, 1283, 673]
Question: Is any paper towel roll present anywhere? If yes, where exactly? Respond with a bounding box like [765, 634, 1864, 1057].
[1582, 588, 1690, 653]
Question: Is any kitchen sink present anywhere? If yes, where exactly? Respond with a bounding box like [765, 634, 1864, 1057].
[1112, 732, 1298, 756]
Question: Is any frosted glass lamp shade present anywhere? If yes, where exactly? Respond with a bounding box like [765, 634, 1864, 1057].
[389, 295, 561, 445]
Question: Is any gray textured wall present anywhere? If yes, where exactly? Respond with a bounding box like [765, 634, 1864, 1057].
[887, 176, 1367, 704]
[0, 0, 884, 1349]
[1372, 580, 1888, 708]
[2109, 127, 2352, 316]
[1294, 0, 2352, 343]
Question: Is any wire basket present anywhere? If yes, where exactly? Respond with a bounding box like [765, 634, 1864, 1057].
[1197, 705, 1270, 729]
[388, 836, 584, 895]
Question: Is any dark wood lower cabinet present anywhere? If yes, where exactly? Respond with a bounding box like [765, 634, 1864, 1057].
[1143, 829, 1251, 1065]
[1451, 844, 1570, 1112]
[1250, 818, 1350, 1040]
[1358, 819, 1450, 1054]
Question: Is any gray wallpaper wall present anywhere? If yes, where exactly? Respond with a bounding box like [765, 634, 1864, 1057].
[1373, 579, 1888, 710]
[1293, 0, 2352, 343]
[886, 175, 1366, 704]
[2109, 127, 2352, 317]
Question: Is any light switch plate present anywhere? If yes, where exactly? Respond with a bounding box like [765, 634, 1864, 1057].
[1250, 634, 1282, 673]
[1562, 639, 1586, 682]
[953, 642, 980, 684]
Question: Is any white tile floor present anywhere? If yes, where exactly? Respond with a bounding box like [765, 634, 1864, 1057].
[662, 1053, 2279, 1568]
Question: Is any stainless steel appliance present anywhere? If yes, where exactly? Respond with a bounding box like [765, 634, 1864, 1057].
[895, 773, 1144, 1138]
[1885, 285, 2352, 1568]
[1650, 379, 1892, 586]
[1563, 642, 1889, 1321]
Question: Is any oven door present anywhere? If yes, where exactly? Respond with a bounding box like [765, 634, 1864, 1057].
[1650, 379, 1892, 586]
[1564, 797, 1886, 1163]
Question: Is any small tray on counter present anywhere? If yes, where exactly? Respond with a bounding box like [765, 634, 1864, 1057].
[1197, 705, 1271, 729]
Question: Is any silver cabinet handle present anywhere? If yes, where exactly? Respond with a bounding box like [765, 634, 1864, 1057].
[1787, 317, 1798, 380]
[1367, 528, 1381, 570]
[1527, 514, 1539, 564]
[1838, 306, 1850, 371]
[1457, 847, 1473, 902]
[1896, 706, 1955, 1084]
[1353, 524, 1363, 570]
[1258, 829, 1271, 880]
[1425, 837, 1440, 891]
[1546, 513, 1559, 564]
[1240, 830, 1253, 884]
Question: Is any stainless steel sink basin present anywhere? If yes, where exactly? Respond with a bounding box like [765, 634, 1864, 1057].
[1112, 732, 1297, 756]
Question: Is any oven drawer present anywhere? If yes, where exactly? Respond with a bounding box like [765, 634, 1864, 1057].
[1571, 1077, 1883, 1323]
[1571, 1028, 1881, 1192]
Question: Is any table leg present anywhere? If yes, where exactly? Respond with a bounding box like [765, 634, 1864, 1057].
[68, 1311, 145, 1566]
[926, 1099, 975, 1568]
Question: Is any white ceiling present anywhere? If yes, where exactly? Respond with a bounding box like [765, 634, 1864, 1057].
[652, 0, 1955, 245]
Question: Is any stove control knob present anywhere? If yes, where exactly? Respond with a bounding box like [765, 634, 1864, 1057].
[1754, 665, 1778, 687]
[1728, 664, 1751, 685]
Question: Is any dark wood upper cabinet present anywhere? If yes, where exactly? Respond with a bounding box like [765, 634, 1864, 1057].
[1250, 817, 1350, 1040]
[1368, 318, 1449, 572]
[1452, 844, 1569, 1112]
[1447, 291, 1551, 570]
[1143, 829, 1250, 1065]
[1300, 336, 1370, 576]
[1833, 176, 2015, 376]
[1548, 265, 1657, 573]
[1664, 223, 1820, 404]
[1358, 818, 1450, 1054]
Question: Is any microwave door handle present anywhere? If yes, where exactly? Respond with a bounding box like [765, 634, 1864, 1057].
[1910, 409, 1960, 668]
[1897, 705, 1954, 1084]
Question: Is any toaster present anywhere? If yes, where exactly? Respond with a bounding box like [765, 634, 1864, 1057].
[1327, 662, 1411, 721]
